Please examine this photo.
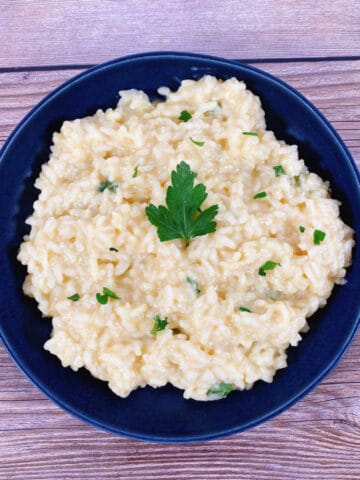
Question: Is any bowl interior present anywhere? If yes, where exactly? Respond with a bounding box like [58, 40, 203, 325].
[0, 52, 359, 442]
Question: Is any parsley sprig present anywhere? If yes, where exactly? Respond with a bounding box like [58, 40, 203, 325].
[253, 191, 267, 199]
[179, 110, 192, 122]
[67, 293, 80, 302]
[239, 306, 251, 312]
[145, 161, 218, 247]
[98, 180, 118, 193]
[207, 382, 234, 398]
[258, 261, 281, 276]
[96, 287, 120, 305]
[273, 165, 286, 177]
[313, 229, 326, 245]
[151, 315, 168, 335]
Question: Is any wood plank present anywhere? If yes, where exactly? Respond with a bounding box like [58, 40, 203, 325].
[0, 61, 359, 479]
[1, 0, 360, 68]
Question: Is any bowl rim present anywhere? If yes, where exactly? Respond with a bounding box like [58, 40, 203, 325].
[0, 51, 359, 443]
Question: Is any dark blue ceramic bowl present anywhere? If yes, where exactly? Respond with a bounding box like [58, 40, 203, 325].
[0, 52, 359, 443]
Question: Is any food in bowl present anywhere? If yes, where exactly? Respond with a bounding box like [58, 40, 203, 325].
[18, 75, 354, 401]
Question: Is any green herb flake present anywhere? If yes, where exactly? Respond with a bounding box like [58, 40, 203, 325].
[151, 315, 168, 335]
[178, 110, 192, 122]
[190, 137, 205, 147]
[145, 161, 218, 247]
[253, 191, 267, 199]
[67, 293, 80, 302]
[239, 306, 251, 312]
[186, 276, 201, 295]
[207, 382, 234, 398]
[313, 229, 326, 245]
[96, 293, 108, 305]
[299, 226, 305, 233]
[132, 165, 139, 178]
[273, 165, 286, 177]
[98, 180, 119, 193]
[109, 247, 119, 252]
[102, 287, 120, 299]
[96, 287, 120, 305]
[243, 131, 258, 136]
[258, 260, 281, 276]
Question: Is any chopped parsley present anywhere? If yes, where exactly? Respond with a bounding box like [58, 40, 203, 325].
[96, 293, 108, 304]
[207, 382, 234, 398]
[190, 137, 205, 147]
[313, 229, 326, 245]
[243, 131, 258, 136]
[132, 165, 139, 178]
[253, 191, 267, 199]
[151, 315, 168, 335]
[239, 306, 251, 312]
[96, 287, 120, 305]
[186, 276, 201, 295]
[67, 293, 80, 302]
[98, 180, 118, 193]
[109, 247, 119, 252]
[258, 261, 281, 276]
[273, 165, 286, 177]
[102, 287, 120, 299]
[178, 110, 192, 122]
[299, 226, 305, 233]
[145, 161, 218, 247]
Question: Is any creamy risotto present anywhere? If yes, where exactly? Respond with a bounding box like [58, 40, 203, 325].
[18, 76, 354, 401]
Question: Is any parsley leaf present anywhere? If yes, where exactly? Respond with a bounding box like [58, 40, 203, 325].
[190, 137, 205, 147]
[273, 165, 286, 177]
[243, 131, 258, 136]
[258, 261, 281, 276]
[67, 293, 80, 302]
[178, 110, 192, 122]
[109, 247, 119, 252]
[96, 287, 120, 305]
[132, 165, 138, 178]
[96, 293, 108, 305]
[239, 306, 251, 312]
[253, 191, 267, 199]
[102, 287, 120, 299]
[151, 315, 168, 335]
[207, 382, 233, 398]
[98, 180, 118, 193]
[299, 226, 305, 233]
[145, 161, 218, 247]
[186, 276, 201, 295]
[313, 229, 326, 245]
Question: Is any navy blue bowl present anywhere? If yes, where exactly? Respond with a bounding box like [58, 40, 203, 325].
[0, 52, 359, 443]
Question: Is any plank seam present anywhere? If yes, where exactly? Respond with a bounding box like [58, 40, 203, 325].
[0, 56, 359, 74]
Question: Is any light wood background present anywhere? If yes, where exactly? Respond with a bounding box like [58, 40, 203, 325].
[0, 2, 359, 479]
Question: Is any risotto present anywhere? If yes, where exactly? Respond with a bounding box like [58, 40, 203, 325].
[18, 76, 354, 401]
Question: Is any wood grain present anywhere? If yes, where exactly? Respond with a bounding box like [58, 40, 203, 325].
[1, 0, 360, 68]
[0, 60, 359, 479]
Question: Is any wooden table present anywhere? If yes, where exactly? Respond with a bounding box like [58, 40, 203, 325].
[0, 2, 359, 479]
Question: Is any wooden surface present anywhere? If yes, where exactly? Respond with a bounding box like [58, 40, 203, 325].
[0, 1, 359, 479]
[1, 0, 360, 67]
